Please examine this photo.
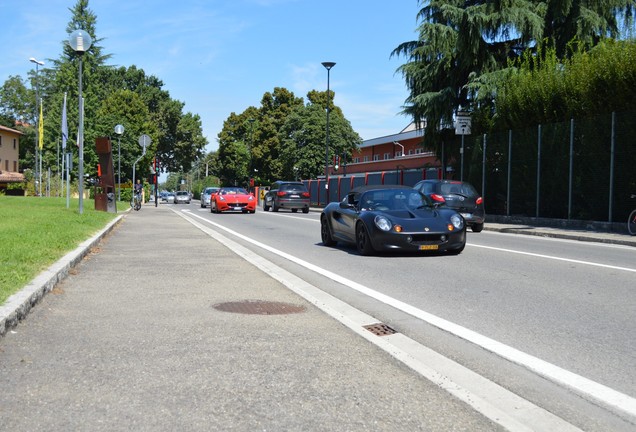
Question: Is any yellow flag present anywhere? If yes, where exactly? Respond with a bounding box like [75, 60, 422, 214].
[38, 98, 43, 150]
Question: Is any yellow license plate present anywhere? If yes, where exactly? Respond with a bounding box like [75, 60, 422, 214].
[419, 245, 439, 250]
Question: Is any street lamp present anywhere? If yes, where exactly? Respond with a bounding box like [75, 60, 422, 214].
[321, 61, 335, 205]
[114, 124, 124, 201]
[29, 57, 44, 196]
[68, 29, 92, 214]
[248, 118, 255, 178]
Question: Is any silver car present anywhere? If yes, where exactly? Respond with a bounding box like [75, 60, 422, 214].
[174, 191, 191, 204]
[200, 187, 219, 208]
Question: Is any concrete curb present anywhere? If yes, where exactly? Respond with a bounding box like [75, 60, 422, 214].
[0, 213, 126, 337]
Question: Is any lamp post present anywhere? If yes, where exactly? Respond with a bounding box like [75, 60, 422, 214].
[68, 29, 92, 214]
[321, 61, 335, 205]
[248, 118, 255, 183]
[114, 124, 124, 201]
[29, 57, 44, 196]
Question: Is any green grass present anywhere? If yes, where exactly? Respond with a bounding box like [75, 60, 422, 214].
[0, 196, 122, 305]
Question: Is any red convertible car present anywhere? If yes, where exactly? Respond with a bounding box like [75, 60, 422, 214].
[210, 187, 256, 213]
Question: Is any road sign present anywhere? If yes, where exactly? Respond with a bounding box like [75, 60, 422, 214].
[455, 113, 471, 135]
[138, 134, 151, 155]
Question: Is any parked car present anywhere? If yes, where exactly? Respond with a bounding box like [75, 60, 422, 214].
[165, 192, 175, 204]
[413, 180, 485, 232]
[211, 187, 256, 213]
[263, 181, 310, 213]
[200, 187, 219, 208]
[174, 191, 191, 204]
[321, 185, 466, 256]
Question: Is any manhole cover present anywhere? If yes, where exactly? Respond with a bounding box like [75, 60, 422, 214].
[213, 300, 306, 315]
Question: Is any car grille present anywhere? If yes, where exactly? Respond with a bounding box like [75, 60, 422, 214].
[409, 233, 447, 244]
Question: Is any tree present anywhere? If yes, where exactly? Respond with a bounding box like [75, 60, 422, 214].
[0, 0, 208, 188]
[393, 0, 544, 145]
[393, 0, 636, 146]
[254, 88, 305, 181]
[279, 91, 361, 180]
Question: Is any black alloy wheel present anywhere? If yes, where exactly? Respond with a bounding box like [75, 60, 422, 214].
[356, 222, 374, 256]
[321, 216, 336, 246]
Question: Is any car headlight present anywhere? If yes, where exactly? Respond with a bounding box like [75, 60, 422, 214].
[374, 215, 392, 232]
[450, 214, 464, 230]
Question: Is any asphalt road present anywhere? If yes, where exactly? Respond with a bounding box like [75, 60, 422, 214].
[180, 201, 636, 431]
[2, 200, 635, 431]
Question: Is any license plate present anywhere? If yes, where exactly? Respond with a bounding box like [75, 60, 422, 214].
[460, 213, 472, 218]
[233, 206, 242, 210]
[419, 245, 439, 250]
[290, 194, 300, 198]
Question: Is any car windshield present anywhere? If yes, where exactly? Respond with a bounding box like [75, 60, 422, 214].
[440, 182, 477, 197]
[220, 187, 248, 195]
[359, 190, 431, 211]
[281, 184, 306, 192]
[176, 191, 188, 196]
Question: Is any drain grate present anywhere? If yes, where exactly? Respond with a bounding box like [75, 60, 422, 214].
[363, 323, 397, 336]
[213, 300, 306, 315]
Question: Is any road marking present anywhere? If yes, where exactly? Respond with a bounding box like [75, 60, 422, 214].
[179, 209, 636, 420]
[175, 209, 583, 432]
[471, 244, 636, 272]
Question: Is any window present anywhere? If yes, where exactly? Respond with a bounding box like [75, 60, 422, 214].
[4, 160, 8, 170]
[363, 155, 370, 162]
[395, 150, 403, 157]
[373, 154, 379, 161]
[0, 135, 3, 147]
[353, 157, 360, 163]
[13, 161, 17, 171]
[383, 153, 391, 160]
[13, 138, 17, 149]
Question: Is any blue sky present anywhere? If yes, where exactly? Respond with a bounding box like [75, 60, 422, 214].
[1, 0, 421, 155]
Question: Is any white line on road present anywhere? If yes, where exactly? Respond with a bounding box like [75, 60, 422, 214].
[471, 244, 636, 272]
[180, 209, 636, 420]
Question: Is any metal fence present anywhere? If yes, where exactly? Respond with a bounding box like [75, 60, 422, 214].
[304, 110, 636, 225]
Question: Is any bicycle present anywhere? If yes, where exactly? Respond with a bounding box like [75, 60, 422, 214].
[628, 194, 636, 236]
[131, 192, 142, 211]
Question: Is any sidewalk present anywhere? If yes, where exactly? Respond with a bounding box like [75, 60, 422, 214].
[483, 222, 636, 247]
[0, 204, 501, 431]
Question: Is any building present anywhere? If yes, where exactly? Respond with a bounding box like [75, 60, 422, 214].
[0, 125, 25, 193]
[331, 123, 444, 179]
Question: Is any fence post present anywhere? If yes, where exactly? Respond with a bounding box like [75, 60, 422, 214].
[507, 130, 512, 216]
[568, 119, 574, 219]
[481, 134, 487, 197]
[537, 124, 542, 218]
[609, 112, 616, 223]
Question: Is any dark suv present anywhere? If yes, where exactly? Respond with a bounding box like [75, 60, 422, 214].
[263, 181, 310, 213]
[413, 179, 485, 232]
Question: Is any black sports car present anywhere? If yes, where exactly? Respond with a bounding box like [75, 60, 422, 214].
[320, 185, 466, 255]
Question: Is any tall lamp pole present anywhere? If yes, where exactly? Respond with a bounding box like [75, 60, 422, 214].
[29, 57, 44, 196]
[68, 29, 92, 214]
[248, 118, 255, 187]
[321, 61, 335, 205]
[114, 124, 124, 201]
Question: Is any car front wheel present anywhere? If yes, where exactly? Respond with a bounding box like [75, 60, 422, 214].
[356, 223, 375, 256]
[471, 223, 484, 233]
[321, 216, 336, 246]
